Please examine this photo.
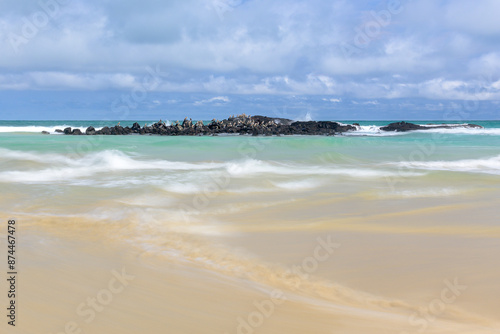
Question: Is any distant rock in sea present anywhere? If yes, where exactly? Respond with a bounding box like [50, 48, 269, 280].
[380, 121, 483, 132]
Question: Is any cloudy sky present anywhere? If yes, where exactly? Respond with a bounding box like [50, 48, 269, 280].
[1, 0, 500, 120]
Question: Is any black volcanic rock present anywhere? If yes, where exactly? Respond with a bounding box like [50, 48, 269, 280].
[381, 121, 483, 132]
[72, 129, 83, 135]
[250, 115, 293, 125]
[58, 116, 483, 136]
[286, 121, 355, 135]
[80, 117, 352, 136]
[85, 126, 96, 135]
[131, 122, 141, 132]
[380, 122, 425, 132]
[110, 125, 126, 135]
[97, 127, 111, 135]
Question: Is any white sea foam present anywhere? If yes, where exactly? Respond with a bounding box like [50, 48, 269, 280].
[161, 183, 207, 195]
[115, 195, 175, 207]
[419, 123, 470, 128]
[224, 159, 421, 178]
[344, 125, 405, 137]
[0, 148, 423, 184]
[396, 155, 500, 175]
[0, 149, 222, 183]
[0, 148, 222, 170]
[418, 127, 500, 135]
[0, 125, 100, 134]
[0, 148, 77, 165]
[343, 124, 500, 137]
[272, 179, 321, 191]
[378, 188, 463, 199]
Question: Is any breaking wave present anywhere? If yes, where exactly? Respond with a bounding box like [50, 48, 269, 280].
[0, 148, 422, 185]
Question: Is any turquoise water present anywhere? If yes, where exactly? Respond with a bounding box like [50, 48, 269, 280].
[1, 120, 500, 174]
[2, 119, 500, 220]
[1, 120, 500, 209]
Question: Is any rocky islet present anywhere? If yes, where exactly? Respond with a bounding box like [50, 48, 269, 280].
[54, 115, 483, 136]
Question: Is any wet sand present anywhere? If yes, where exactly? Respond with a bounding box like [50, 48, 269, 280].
[5, 188, 500, 334]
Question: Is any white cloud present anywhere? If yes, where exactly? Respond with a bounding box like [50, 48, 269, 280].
[352, 100, 379, 105]
[1, 71, 500, 102]
[323, 98, 341, 103]
[194, 96, 230, 106]
[0, 0, 499, 111]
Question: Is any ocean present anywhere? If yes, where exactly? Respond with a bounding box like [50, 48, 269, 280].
[1, 120, 499, 333]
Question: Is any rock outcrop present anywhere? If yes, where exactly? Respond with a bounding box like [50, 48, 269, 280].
[53, 116, 483, 136]
[380, 121, 483, 132]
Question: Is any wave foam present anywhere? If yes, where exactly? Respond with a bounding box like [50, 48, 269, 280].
[272, 179, 321, 191]
[0, 125, 99, 134]
[345, 124, 500, 136]
[419, 127, 500, 135]
[396, 155, 500, 174]
[225, 159, 421, 178]
[0, 149, 223, 183]
[0, 148, 422, 184]
[345, 125, 405, 137]
[378, 188, 463, 199]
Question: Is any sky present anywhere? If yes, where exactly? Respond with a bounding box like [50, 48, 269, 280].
[1, 0, 500, 120]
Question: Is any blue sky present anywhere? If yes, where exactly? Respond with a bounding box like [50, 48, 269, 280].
[1, 0, 500, 120]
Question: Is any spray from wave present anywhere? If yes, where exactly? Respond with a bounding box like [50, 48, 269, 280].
[0, 125, 101, 134]
[294, 112, 314, 122]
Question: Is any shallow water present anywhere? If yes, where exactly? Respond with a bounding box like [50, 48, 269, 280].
[1, 121, 500, 333]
